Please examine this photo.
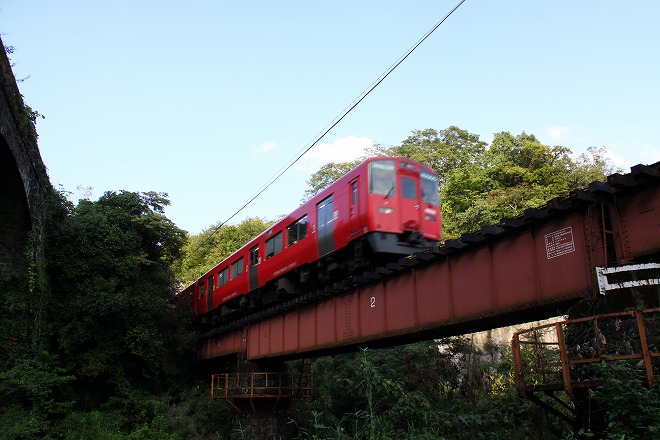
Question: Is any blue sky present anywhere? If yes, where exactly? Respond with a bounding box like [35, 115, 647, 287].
[3, 1, 659, 234]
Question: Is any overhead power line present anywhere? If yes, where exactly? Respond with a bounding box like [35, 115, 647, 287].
[183, 0, 468, 266]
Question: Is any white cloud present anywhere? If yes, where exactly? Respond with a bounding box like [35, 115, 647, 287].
[296, 136, 374, 172]
[603, 149, 629, 170]
[608, 142, 660, 170]
[545, 126, 571, 140]
[638, 144, 660, 166]
[252, 141, 277, 155]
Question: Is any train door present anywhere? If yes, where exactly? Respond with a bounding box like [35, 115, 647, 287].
[317, 195, 335, 256]
[206, 274, 214, 311]
[249, 245, 259, 291]
[420, 169, 441, 238]
[398, 174, 422, 232]
[349, 178, 359, 235]
[198, 281, 206, 314]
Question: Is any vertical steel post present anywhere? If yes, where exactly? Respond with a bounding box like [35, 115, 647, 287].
[635, 310, 656, 388]
[511, 333, 526, 397]
[556, 322, 573, 396]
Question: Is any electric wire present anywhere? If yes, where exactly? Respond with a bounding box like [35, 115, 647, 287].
[182, 0, 467, 268]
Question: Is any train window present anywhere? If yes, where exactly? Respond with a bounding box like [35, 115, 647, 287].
[351, 181, 358, 206]
[266, 231, 283, 259]
[401, 176, 417, 200]
[198, 283, 204, 299]
[287, 215, 308, 246]
[317, 196, 334, 228]
[218, 267, 229, 287]
[369, 160, 396, 196]
[421, 170, 440, 206]
[249, 245, 259, 267]
[232, 257, 244, 278]
[317, 195, 335, 256]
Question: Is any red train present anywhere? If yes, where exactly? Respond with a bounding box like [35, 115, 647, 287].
[179, 156, 441, 322]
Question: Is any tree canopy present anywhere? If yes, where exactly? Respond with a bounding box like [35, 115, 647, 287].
[0, 190, 198, 437]
[46, 191, 189, 404]
[175, 216, 275, 286]
[372, 128, 618, 238]
[373, 126, 487, 185]
[301, 159, 364, 202]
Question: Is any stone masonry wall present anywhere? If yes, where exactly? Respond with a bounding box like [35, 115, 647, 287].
[0, 36, 51, 271]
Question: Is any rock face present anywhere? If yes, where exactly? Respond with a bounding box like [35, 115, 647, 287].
[456, 317, 566, 357]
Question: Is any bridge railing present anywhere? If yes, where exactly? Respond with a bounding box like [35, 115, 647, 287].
[512, 308, 659, 396]
[211, 372, 313, 400]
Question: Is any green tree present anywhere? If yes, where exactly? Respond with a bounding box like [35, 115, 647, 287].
[373, 126, 487, 185]
[589, 373, 660, 439]
[0, 190, 75, 438]
[301, 159, 364, 202]
[295, 339, 571, 439]
[441, 132, 618, 237]
[47, 191, 189, 408]
[176, 216, 274, 286]
[571, 145, 620, 188]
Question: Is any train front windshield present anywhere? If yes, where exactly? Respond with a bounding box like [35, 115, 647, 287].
[421, 170, 440, 206]
[369, 160, 396, 196]
[370, 159, 439, 206]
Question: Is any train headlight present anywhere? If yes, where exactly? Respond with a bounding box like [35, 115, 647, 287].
[425, 215, 437, 222]
[379, 207, 394, 214]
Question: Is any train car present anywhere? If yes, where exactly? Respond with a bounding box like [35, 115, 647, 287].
[180, 156, 441, 322]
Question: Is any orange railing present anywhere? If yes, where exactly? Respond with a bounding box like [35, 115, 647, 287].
[512, 308, 659, 396]
[211, 372, 313, 400]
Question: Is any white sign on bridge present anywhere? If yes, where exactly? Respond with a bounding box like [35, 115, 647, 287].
[545, 226, 575, 259]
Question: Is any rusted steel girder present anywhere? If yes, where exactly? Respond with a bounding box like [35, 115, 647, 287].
[202, 212, 598, 360]
[598, 164, 660, 263]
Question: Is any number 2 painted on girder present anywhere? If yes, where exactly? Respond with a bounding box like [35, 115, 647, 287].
[370, 296, 376, 308]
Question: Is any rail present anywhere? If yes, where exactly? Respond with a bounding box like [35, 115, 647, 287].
[512, 308, 659, 396]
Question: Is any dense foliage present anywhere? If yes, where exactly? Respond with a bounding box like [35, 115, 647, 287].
[290, 341, 660, 440]
[47, 191, 188, 404]
[0, 191, 227, 438]
[175, 217, 275, 286]
[291, 340, 573, 439]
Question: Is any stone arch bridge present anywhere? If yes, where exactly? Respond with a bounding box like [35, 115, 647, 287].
[0, 36, 51, 271]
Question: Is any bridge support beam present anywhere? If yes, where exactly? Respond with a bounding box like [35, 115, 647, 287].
[209, 357, 312, 439]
